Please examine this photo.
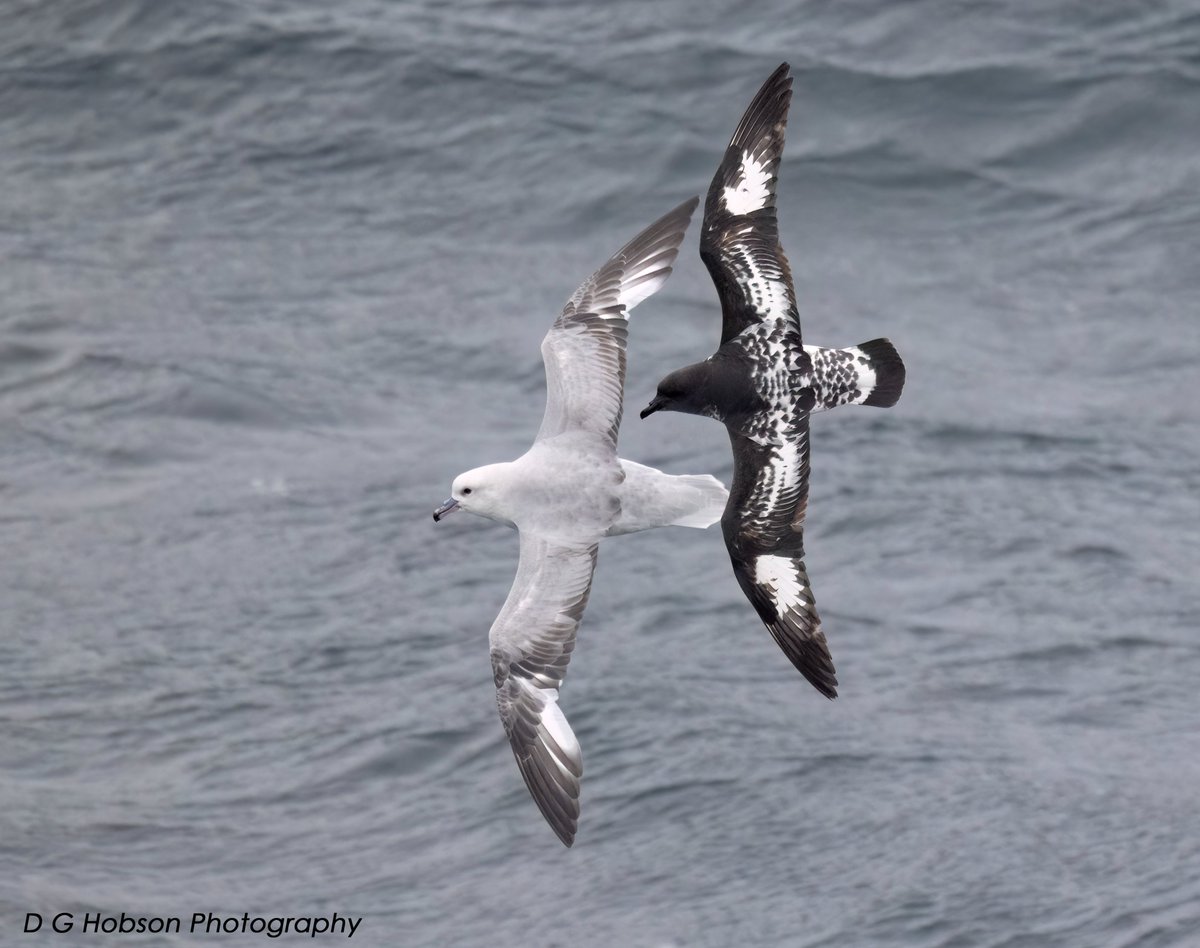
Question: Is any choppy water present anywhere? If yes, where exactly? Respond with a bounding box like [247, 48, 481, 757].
[3, 1, 1200, 945]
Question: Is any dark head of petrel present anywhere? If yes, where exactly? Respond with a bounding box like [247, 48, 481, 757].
[641, 358, 762, 422]
[640, 363, 713, 420]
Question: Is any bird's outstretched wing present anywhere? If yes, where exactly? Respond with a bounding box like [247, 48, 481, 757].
[699, 62, 800, 347]
[721, 421, 838, 699]
[537, 197, 699, 447]
[488, 532, 600, 846]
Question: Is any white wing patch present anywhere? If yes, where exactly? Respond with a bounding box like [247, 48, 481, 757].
[754, 553, 808, 609]
[538, 690, 582, 771]
[723, 149, 772, 215]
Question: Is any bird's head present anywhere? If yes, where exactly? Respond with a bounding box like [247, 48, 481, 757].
[433, 463, 515, 526]
[640, 363, 714, 420]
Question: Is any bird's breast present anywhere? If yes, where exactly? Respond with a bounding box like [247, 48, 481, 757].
[511, 439, 622, 534]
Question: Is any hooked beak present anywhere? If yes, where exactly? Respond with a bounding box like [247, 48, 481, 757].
[432, 498, 460, 522]
[640, 394, 668, 420]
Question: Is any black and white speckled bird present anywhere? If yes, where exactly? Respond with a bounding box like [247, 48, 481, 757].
[640, 63, 905, 699]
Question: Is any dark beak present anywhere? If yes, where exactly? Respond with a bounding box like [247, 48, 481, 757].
[432, 498, 460, 522]
[640, 395, 668, 420]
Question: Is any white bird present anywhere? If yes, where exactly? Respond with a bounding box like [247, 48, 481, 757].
[433, 198, 728, 846]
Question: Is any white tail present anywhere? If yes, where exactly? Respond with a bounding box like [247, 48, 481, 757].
[607, 460, 729, 536]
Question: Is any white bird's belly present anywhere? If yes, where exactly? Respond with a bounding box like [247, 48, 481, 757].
[509, 434, 622, 536]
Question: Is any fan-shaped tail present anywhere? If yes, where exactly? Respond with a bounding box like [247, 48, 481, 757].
[608, 460, 729, 535]
[807, 338, 906, 412]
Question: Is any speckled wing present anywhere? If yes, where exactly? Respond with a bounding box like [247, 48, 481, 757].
[537, 197, 699, 448]
[488, 533, 599, 847]
[720, 421, 838, 699]
[700, 62, 800, 347]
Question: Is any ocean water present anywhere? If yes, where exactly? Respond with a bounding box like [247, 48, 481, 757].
[3, 1, 1199, 945]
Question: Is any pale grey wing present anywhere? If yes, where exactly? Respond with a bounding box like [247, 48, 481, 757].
[699, 62, 801, 346]
[537, 197, 699, 447]
[720, 421, 838, 699]
[489, 532, 600, 847]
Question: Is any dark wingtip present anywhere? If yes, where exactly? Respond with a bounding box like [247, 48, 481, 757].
[512, 743, 581, 849]
[652, 195, 701, 236]
[726, 63, 793, 155]
[771, 620, 839, 699]
[606, 196, 700, 284]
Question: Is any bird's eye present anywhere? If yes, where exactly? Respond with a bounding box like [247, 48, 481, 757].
[462, 487, 472, 495]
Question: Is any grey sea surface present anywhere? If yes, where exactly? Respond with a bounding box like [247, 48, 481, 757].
[3, 1, 1199, 945]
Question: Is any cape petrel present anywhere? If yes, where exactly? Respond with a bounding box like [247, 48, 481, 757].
[641, 63, 905, 699]
[434, 198, 729, 846]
